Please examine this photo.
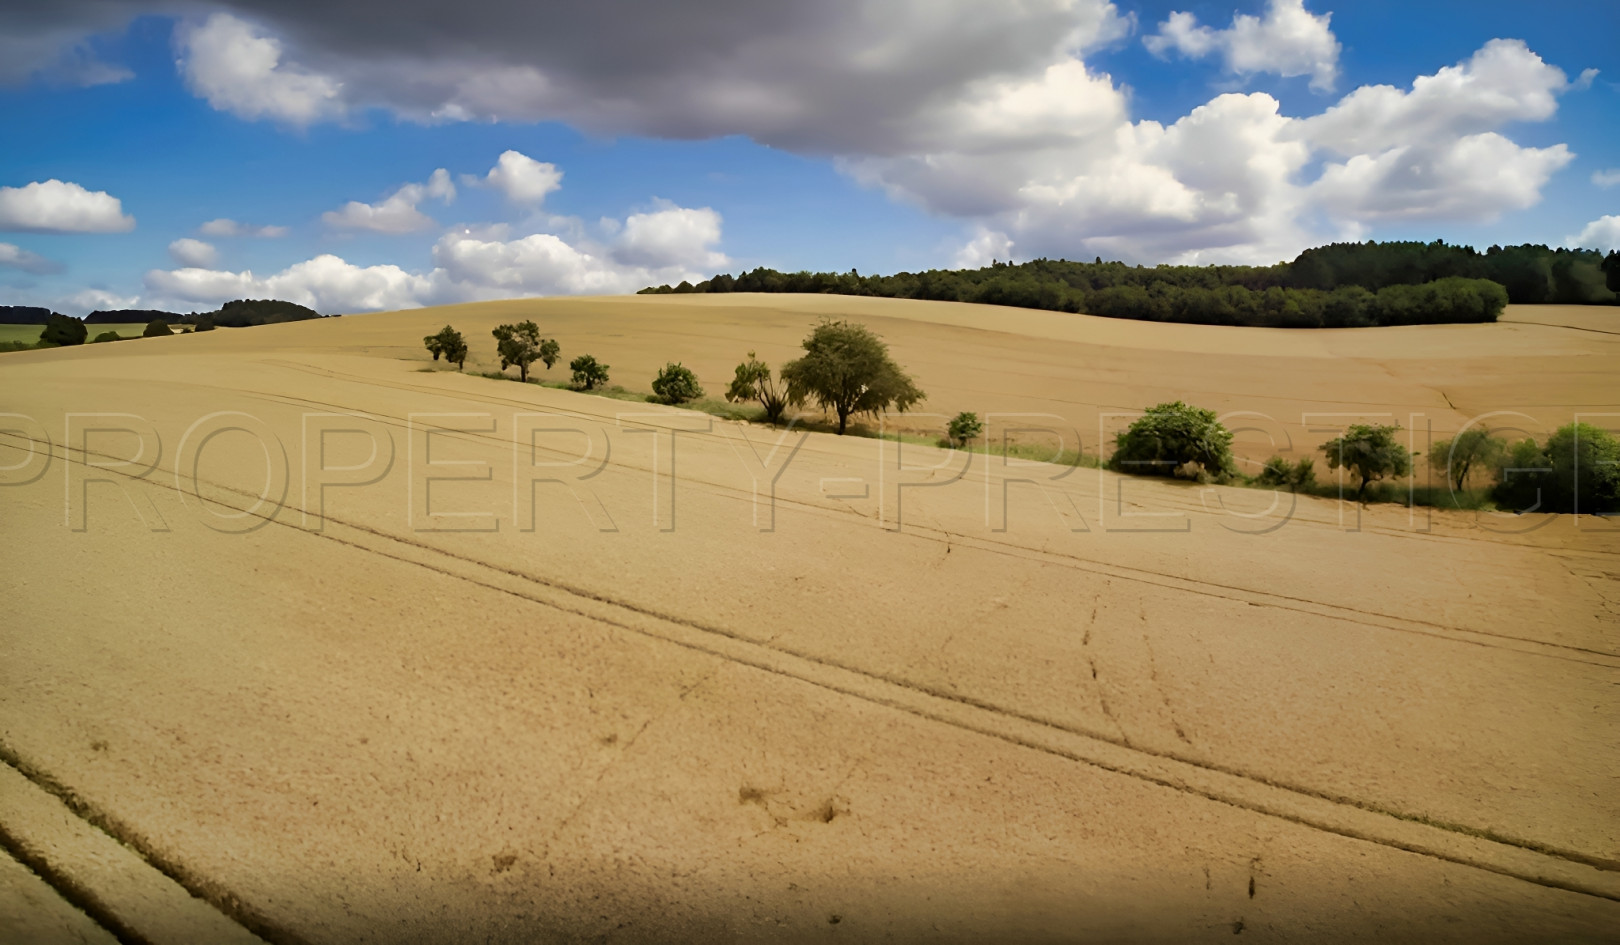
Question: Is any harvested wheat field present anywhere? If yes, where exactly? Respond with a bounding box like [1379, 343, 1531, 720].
[1, 294, 1617, 944]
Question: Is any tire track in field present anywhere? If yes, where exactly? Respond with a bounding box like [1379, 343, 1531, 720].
[4, 433, 1618, 909]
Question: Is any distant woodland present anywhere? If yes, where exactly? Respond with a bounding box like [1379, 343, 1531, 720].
[642, 241, 1620, 328]
[0, 299, 322, 329]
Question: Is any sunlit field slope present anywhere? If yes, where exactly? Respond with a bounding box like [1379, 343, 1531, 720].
[1, 294, 1616, 943]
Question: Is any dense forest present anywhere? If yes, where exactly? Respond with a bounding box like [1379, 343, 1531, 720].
[642, 242, 1620, 329]
[1, 299, 323, 329]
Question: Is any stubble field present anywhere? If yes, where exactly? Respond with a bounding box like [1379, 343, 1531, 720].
[0, 294, 1616, 943]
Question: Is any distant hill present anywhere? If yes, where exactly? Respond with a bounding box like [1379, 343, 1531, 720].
[86, 309, 185, 324]
[0, 306, 58, 325]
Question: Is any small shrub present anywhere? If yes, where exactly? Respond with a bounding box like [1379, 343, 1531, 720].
[193, 312, 216, 331]
[570, 354, 609, 390]
[142, 320, 172, 337]
[1109, 401, 1235, 478]
[90, 331, 122, 344]
[651, 362, 704, 404]
[1256, 456, 1316, 491]
[946, 412, 983, 448]
[726, 350, 790, 424]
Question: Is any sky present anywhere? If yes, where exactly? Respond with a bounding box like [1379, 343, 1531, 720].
[0, 0, 1616, 316]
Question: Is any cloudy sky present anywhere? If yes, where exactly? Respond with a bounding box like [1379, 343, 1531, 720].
[1, 0, 1615, 315]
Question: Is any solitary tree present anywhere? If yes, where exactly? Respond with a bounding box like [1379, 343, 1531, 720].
[492, 321, 543, 381]
[570, 354, 609, 390]
[780, 319, 924, 434]
[539, 338, 561, 371]
[1429, 427, 1506, 492]
[1109, 401, 1235, 479]
[725, 350, 790, 424]
[1320, 423, 1411, 501]
[946, 412, 983, 448]
[424, 325, 467, 369]
[142, 320, 173, 337]
[651, 362, 704, 404]
[90, 330, 121, 344]
[40, 313, 87, 346]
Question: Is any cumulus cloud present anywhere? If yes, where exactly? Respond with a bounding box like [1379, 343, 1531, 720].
[168, 237, 218, 267]
[199, 218, 289, 238]
[479, 150, 562, 204]
[0, 243, 63, 275]
[1568, 216, 1620, 253]
[176, 12, 343, 125]
[1311, 134, 1571, 224]
[1593, 169, 1620, 189]
[322, 169, 456, 233]
[0, 179, 135, 233]
[952, 229, 1016, 269]
[146, 188, 727, 312]
[1145, 0, 1341, 91]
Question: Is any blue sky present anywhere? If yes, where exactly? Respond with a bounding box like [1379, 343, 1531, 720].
[0, 0, 1615, 315]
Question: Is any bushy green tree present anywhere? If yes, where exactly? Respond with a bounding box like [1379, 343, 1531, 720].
[539, 338, 561, 371]
[424, 325, 467, 369]
[193, 312, 216, 332]
[492, 321, 542, 381]
[90, 330, 121, 344]
[1256, 456, 1316, 491]
[947, 411, 983, 448]
[1320, 424, 1411, 501]
[651, 362, 704, 404]
[725, 351, 790, 424]
[570, 354, 609, 390]
[40, 313, 86, 346]
[1429, 428, 1507, 492]
[780, 319, 925, 434]
[1491, 423, 1620, 514]
[143, 319, 173, 337]
[1109, 401, 1235, 478]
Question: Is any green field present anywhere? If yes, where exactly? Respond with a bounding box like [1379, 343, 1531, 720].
[0, 323, 152, 345]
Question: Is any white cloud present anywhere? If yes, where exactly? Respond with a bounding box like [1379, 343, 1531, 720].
[145, 191, 728, 312]
[612, 202, 727, 270]
[0, 243, 63, 275]
[952, 229, 1015, 269]
[480, 151, 562, 204]
[1311, 134, 1572, 224]
[176, 12, 343, 125]
[1146, 0, 1341, 92]
[199, 218, 289, 238]
[63, 288, 140, 314]
[168, 237, 218, 268]
[1593, 169, 1620, 189]
[322, 169, 456, 233]
[1568, 216, 1620, 253]
[0, 179, 135, 233]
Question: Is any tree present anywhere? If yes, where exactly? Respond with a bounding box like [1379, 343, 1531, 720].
[946, 411, 983, 448]
[1603, 251, 1620, 294]
[539, 338, 561, 371]
[570, 354, 609, 390]
[141, 319, 171, 338]
[780, 319, 925, 434]
[1320, 424, 1411, 501]
[1109, 401, 1235, 479]
[651, 362, 703, 404]
[90, 330, 121, 344]
[193, 312, 216, 332]
[492, 321, 542, 381]
[40, 313, 86, 346]
[1491, 423, 1620, 514]
[424, 325, 467, 369]
[1429, 428, 1506, 492]
[725, 350, 790, 424]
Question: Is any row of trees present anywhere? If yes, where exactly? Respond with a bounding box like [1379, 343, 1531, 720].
[1100, 401, 1619, 513]
[640, 242, 1617, 328]
[424, 322, 607, 390]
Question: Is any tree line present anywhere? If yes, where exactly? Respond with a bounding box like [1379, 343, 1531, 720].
[640, 242, 1620, 328]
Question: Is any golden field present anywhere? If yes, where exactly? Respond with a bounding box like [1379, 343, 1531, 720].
[0, 294, 1616, 943]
